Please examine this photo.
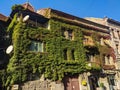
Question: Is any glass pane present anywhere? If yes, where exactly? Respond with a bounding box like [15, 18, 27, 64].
[30, 41, 43, 52]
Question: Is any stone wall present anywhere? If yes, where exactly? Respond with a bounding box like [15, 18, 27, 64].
[12, 80, 65, 90]
[20, 80, 51, 90]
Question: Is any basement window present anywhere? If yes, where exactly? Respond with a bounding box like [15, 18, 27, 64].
[29, 41, 44, 52]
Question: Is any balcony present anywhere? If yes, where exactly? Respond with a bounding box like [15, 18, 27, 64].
[83, 40, 95, 46]
[102, 65, 116, 70]
[87, 61, 101, 71]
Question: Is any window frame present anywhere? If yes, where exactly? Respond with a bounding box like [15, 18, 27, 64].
[29, 40, 44, 52]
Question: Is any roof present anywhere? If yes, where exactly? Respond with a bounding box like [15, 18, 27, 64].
[22, 2, 35, 12]
[107, 18, 120, 26]
[85, 17, 107, 25]
[0, 13, 8, 21]
[85, 17, 120, 27]
[37, 8, 109, 34]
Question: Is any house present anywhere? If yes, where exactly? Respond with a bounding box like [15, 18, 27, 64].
[37, 8, 117, 90]
[86, 17, 120, 90]
[1, 2, 117, 90]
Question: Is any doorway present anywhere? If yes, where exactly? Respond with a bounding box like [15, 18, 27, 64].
[88, 75, 99, 90]
[63, 75, 80, 90]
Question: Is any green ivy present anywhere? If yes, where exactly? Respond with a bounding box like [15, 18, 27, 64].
[85, 31, 111, 69]
[0, 5, 110, 89]
[11, 4, 24, 11]
[4, 15, 88, 87]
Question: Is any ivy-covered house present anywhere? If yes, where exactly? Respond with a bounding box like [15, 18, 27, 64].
[37, 8, 116, 90]
[2, 2, 116, 90]
[7, 3, 86, 89]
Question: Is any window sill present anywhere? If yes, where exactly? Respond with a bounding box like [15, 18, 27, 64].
[27, 51, 48, 54]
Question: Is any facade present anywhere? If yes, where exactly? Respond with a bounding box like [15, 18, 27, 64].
[0, 3, 119, 90]
[8, 4, 115, 90]
[37, 8, 117, 90]
[86, 17, 120, 90]
[104, 18, 120, 90]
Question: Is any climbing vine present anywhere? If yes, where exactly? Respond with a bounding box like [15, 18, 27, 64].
[0, 5, 113, 90]
[4, 14, 88, 87]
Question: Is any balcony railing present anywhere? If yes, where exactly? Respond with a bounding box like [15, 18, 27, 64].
[87, 61, 101, 71]
[102, 65, 116, 70]
[83, 40, 95, 46]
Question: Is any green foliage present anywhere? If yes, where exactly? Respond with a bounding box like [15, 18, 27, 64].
[5, 16, 87, 86]
[11, 4, 24, 11]
[100, 83, 104, 87]
[85, 31, 111, 68]
[0, 5, 110, 89]
[0, 70, 6, 87]
[7, 13, 18, 33]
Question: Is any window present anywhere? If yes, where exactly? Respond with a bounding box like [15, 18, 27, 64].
[108, 75, 115, 86]
[102, 54, 105, 65]
[86, 53, 91, 61]
[106, 55, 110, 64]
[117, 31, 120, 39]
[29, 41, 44, 52]
[111, 29, 115, 38]
[83, 37, 89, 44]
[71, 49, 75, 60]
[116, 44, 119, 54]
[62, 27, 74, 40]
[68, 30, 73, 40]
[103, 55, 111, 65]
[100, 38, 104, 45]
[86, 53, 94, 62]
[63, 30, 68, 39]
[63, 49, 67, 60]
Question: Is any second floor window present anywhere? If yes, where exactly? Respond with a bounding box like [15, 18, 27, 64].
[62, 28, 74, 40]
[106, 55, 110, 65]
[29, 41, 44, 52]
[68, 30, 73, 40]
[111, 29, 115, 38]
[86, 53, 95, 62]
[116, 44, 119, 54]
[63, 49, 67, 60]
[83, 37, 89, 44]
[71, 49, 75, 60]
[117, 31, 120, 39]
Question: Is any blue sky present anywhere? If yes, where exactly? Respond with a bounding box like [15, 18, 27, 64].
[1, 0, 120, 21]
